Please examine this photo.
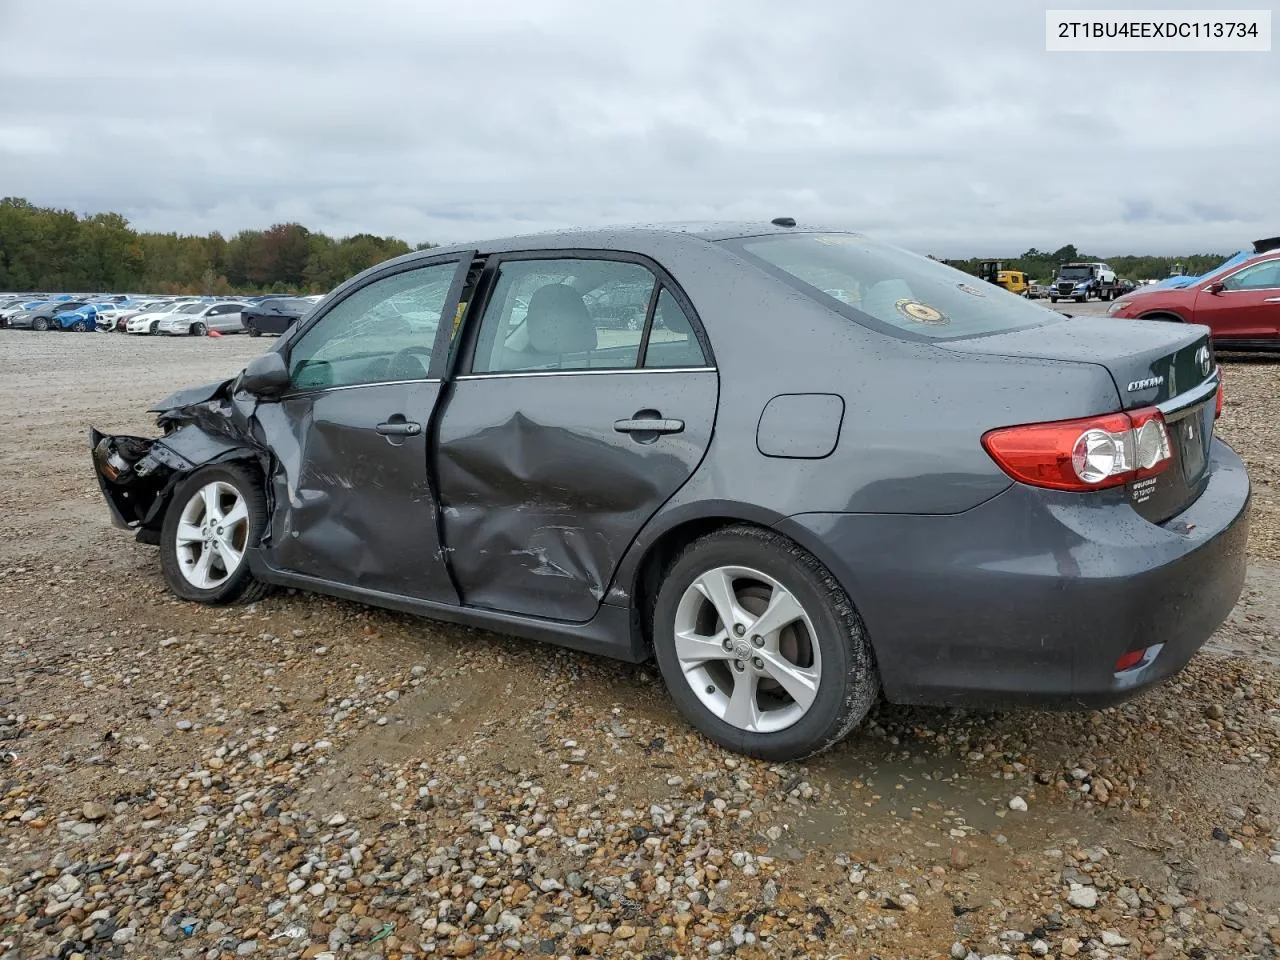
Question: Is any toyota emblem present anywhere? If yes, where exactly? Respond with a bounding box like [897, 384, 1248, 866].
[1195, 344, 1212, 376]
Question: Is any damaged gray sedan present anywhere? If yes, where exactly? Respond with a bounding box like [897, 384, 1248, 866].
[92, 223, 1249, 760]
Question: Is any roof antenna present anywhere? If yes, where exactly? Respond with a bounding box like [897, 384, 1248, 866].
[771, 217, 797, 227]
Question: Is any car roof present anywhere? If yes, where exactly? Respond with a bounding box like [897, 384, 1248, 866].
[385, 221, 855, 265]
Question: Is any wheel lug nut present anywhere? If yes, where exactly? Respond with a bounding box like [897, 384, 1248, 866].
[733, 624, 745, 636]
[752, 657, 764, 670]
[733, 660, 745, 672]
[751, 635, 763, 648]
[721, 638, 733, 652]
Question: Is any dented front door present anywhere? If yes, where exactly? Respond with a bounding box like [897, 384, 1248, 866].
[257, 255, 474, 601]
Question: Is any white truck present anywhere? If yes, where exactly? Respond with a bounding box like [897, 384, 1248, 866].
[1049, 261, 1118, 303]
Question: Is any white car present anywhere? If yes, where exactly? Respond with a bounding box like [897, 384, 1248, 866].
[126, 301, 200, 334]
[156, 301, 249, 336]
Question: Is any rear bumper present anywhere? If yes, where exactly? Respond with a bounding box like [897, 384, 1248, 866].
[778, 437, 1250, 710]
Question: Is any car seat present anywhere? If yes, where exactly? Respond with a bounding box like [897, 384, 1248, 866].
[501, 283, 596, 370]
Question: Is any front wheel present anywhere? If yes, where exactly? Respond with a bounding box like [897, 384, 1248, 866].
[32, 317, 49, 331]
[160, 464, 269, 605]
[191, 321, 207, 337]
[651, 526, 878, 761]
[72, 320, 87, 332]
[1049, 297, 1058, 303]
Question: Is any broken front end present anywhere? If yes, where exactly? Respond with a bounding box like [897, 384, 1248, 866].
[91, 379, 267, 544]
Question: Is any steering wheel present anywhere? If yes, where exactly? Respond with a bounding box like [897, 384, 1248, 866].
[385, 346, 433, 381]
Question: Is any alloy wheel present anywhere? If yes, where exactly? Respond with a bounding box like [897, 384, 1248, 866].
[174, 481, 250, 590]
[672, 565, 821, 733]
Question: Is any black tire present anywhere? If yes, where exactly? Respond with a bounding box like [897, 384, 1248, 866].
[1141, 312, 1184, 323]
[33, 317, 49, 332]
[1075, 296, 1085, 303]
[148, 321, 158, 335]
[1049, 297, 1058, 303]
[160, 463, 270, 605]
[72, 320, 87, 332]
[192, 321, 207, 337]
[651, 525, 878, 761]
[247, 320, 261, 338]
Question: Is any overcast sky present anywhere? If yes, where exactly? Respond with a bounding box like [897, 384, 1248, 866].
[1, 0, 1276, 256]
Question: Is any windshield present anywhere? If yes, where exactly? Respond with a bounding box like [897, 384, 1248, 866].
[723, 233, 1059, 341]
[1058, 266, 1093, 280]
[178, 303, 205, 314]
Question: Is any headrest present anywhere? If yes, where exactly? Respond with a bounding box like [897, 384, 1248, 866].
[525, 283, 596, 356]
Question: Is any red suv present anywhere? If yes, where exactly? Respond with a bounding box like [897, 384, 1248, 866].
[1108, 250, 1280, 350]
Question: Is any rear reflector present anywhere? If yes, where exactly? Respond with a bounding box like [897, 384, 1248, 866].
[982, 407, 1173, 492]
[1215, 376, 1224, 420]
[1113, 648, 1146, 672]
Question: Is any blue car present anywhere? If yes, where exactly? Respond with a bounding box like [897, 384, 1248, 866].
[50, 303, 100, 332]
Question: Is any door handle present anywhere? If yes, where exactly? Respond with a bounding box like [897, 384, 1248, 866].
[614, 416, 684, 435]
[1264, 297, 1280, 303]
[375, 420, 422, 437]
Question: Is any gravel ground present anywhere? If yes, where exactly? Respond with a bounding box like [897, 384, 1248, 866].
[2, 330, 1279, 960]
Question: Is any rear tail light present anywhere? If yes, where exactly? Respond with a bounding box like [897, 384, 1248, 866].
[1215, 376, 1224, 419]
[982, 407, 1172, 492]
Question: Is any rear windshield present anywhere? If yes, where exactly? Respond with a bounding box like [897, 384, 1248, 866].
[722, 233, 1060, 341]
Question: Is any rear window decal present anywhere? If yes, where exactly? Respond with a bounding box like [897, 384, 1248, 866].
[895, 299, 949, 325]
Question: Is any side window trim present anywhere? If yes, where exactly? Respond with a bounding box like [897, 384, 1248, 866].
[455, 249, 715, 376]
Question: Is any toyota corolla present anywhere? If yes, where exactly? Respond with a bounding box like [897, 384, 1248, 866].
[90, 223, 1250, 760]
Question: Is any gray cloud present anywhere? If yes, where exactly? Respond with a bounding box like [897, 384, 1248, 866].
[1, 0, 1276, 255]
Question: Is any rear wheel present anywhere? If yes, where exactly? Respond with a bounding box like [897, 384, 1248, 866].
[651, 525, 878, 761]
[1049, 297, 1058, 303]
[246, 319, 261, 338]
[160, 464, 269, 605]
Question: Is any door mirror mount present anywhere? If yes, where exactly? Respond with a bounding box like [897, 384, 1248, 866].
[1204, 281, 1225, 295]
[240, 351, 290, 396]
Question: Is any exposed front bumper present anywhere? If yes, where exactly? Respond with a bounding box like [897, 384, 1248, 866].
[778, 437, 1250, 710]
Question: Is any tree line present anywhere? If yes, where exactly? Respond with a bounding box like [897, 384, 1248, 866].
[942, 244, 1231, 283]
[1, 198, 1238, 295]
[0, 197, 432, 295]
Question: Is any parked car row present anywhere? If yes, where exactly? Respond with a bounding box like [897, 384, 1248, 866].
[0, 292, 323, 336]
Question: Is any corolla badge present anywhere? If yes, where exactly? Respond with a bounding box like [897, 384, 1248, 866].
[1127, 376, 1164, 392]
[1195, 344, 1212, 376]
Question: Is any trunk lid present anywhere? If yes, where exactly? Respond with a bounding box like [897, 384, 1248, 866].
[942, 317, 1219, 523]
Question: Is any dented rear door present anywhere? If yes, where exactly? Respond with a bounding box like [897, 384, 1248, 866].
[434, 253, 717, 622]
[257, 254, 475, 601]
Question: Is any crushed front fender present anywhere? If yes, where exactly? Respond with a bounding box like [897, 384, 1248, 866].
[91, 380, 269, 542]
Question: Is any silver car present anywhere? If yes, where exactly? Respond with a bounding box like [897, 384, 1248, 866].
[156, 301, 249, 336]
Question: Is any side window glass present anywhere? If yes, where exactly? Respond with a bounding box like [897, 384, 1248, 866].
[1224, 261, 1280, 290]
[643, 288, 708, 368]
[472, 259, 655, 373]
[288, 262, 458, 390]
